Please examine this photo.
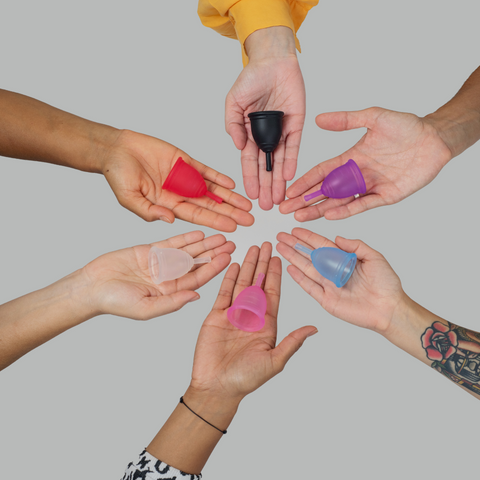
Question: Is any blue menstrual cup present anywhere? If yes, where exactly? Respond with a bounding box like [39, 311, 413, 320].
[295, 243, 357, 288]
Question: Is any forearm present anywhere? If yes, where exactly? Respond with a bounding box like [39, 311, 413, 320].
[245, 25, 297, 62]
[146, 386, 241, 475]
[382, 294, 480, 399]
[0, 89, 120, 172]
[424, 66, 480, 158]
[0, 270, 96, 370]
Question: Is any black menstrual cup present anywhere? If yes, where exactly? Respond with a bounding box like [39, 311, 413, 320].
[248, 111, 284, 172]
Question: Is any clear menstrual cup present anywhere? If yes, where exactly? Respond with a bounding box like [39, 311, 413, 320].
[163, 157, 223, 203]
[248, 111, 284, 172]
[149, 246, 211, 284]
[304, 159, 366, 202]
[295, 243, 356, 288]
[227, 273, 267, 332]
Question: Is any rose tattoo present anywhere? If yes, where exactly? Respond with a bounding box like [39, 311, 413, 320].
[421, 321, 458, 361]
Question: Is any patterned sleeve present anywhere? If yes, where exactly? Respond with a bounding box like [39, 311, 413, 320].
[122, 449, 202, 480]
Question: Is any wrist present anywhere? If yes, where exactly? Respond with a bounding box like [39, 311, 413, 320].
[245, 26, 297, 63]
[85, 123, 122, 174]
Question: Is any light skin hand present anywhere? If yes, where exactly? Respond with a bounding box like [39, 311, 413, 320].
[147, 242, 317, 474]
[279, 108, 452, 221]
[101, 130, 254, 232]
[276, 228, 405, 334]
[226, 26, 305, 209]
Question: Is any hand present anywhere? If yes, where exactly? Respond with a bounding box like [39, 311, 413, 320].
[82, 231, 235, 320]
[226, 27, 306, 210]
[276, 228, 405, 334]
[189, 242, 317, 401]
[280, 107, 452, 221]
[101, 130, 254, 232]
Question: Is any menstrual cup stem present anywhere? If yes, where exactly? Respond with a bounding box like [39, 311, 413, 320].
[255, 272, 265, 287]
[206, 191, 223, 204]
[294, 243, 313, 256]
[266, 153, 272, 172]
[193, 256, 211, 265]
[304, 189, 324, 202]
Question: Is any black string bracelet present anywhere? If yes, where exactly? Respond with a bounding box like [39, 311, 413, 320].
[179, 396, 227, 435]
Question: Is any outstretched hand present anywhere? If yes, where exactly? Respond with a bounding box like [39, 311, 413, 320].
[189, 242, 317, 401]
[276, 228, 405, 334]
[280, 107, 452, 221]
[101, 130, 254, 232]
[82, 231, 235, 320]
[226, 56, 305, 210]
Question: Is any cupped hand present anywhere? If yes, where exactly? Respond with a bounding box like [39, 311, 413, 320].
[280, 107, 452, 221]
[189, 242, 317, 401]
[82, 231, 235, 320]
[101, 130, 254, 232]
[225, 56, 306, 210]
[276, 228, 405, 334]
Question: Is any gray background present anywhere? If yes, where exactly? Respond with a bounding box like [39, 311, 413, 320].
[1, 1, 479, 478]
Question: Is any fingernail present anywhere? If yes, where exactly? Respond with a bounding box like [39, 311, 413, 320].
[307, 329, 318, 337]
[188, 296, 200, 303]
[159, 216, 173, 224]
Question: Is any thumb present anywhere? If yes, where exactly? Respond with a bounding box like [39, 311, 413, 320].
[120, 191, 175, 224]
[315, 107, 382, 132]
[271, 326, 318, 374]
[335, 236, 379, 262]
[225, 96, 248, 150]
[146, 291, 200, 319]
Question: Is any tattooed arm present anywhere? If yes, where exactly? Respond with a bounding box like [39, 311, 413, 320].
[276, 228, 480, 399]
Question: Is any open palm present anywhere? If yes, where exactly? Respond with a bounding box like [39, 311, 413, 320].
[226, 56, 306, 210]
[280, 107, 452, 221]
[81, 231, 235, 321]
[102, 130, 254, 232]
[276, 228, 405, 334]
[190, 243, 316, 400]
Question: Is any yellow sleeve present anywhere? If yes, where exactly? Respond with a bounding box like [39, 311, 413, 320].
[198, 0, 319, 65]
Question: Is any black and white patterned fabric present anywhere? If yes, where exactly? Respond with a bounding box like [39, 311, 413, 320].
[122, 449, 202, 480]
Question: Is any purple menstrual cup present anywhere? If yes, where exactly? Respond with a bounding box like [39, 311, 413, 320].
[227, 273, 267, 332]
[304, 159, 366, 202]
[295, 243, 356, 288]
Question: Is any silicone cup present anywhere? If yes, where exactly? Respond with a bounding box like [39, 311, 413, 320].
[149, 246, 211, 284]
[304, 159, 366, 202]
[295, 243, 356, 288]
[227, 273, 267, 332]
[162, 157, 223, 203]
[248, 111, 284, 172]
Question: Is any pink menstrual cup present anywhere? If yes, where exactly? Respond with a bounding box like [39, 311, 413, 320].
[149, 246, 211, 284]
[227, 273, 267, 332]
[163, 157, 223, 204]
[304, 159, 366, 202]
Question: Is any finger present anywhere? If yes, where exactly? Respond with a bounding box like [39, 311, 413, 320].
[181, 234, 228, 258]
[189, 241, 236, 272]
[187, 158, 236, 190]
[279, 187, 326, 216]
[240, 137, 260, 200]
[291, 227, 339, 250]
[140, 290, 201, 319]
[258, 150, 274, 211]
[120, 191, 175, 223]
[263, 256, 282, 328]
[293, 197, 351, 222]
[225, 97, 248, 150]
[286, 264, 325, 304]
[204, 181, 253, 212]
[272, 142, 287, 205]
[334, 236, 379, 262]
[253, 242, 273, 287]
[151, 231, 205, 250]
[323, 194, 385, 220]
[283, 128, 302, 182]
[171, 202, 238, 233]
[270, 325, 318, 374]
[212, 263, 240, 311]
[175, 252, 233, 292]
[315, 108, 381, 131]
[285, 157, 344, 200]
[232, 245, 260, 300]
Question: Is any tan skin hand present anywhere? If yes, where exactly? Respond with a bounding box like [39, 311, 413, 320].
[101, 130, 254, 232]
[280, 107, 452, 221]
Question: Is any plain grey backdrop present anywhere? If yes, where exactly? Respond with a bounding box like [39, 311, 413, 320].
[1, 1, 479, 478]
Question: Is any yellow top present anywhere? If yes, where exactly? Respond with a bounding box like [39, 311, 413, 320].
[198, 0, 318, 65]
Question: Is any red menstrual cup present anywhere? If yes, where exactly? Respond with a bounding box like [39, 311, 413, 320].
[162, 157, 223, 204]
[227, 273, 267, 332]
[304, 159, 366, 202]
